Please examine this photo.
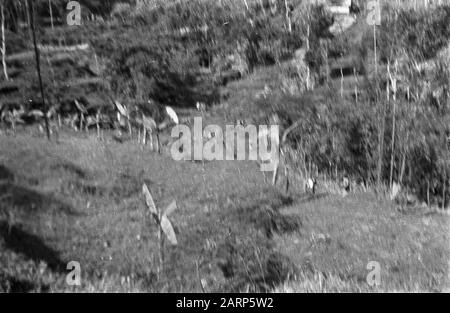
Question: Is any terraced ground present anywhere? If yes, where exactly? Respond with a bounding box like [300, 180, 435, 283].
[0, 129, 448, 292]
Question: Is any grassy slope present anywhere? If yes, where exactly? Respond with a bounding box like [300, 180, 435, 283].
[0, 130, 448, 292]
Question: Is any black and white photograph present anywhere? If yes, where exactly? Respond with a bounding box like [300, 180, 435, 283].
[0, 0, 449, 296]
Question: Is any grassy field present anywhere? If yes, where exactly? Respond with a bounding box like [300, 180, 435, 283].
[0, 128, 448, 292]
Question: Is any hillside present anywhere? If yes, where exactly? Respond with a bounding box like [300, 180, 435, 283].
[0, 0, 449, 294]
[1, 133, 448, 292]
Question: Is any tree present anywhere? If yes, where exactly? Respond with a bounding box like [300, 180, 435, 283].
[0, 0, 8, 81]
[29, 0, 50, 140]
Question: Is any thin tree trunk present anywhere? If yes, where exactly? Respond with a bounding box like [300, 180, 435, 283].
[389, 95, 396, 189]
[354, 68, 358, 103]
[399, 129, 409, 185]
[157, 216, 164, 279]
[325, 41, 329, 83]
[259, 0, 266, 15]
[376, 101, 386, 187]
[29, 1, 51, 140]
[24, 0, 32, 40]
[96, 110, 100, 139]
[399, 149, 406, 186]
[48, 0, 54, 30]
[127, 120, 132, 139]
[25, 0, 30, 26]
[305, 24, 310, 90]
[389, 61, 398, 189]
[285, 0, 292, 33]
[443, 173, 446, 210]
[143, 126, 147, 146]
[373, 25, 377, 76]
[1, 2, 8, 81]
[156, 132, 161, 154]
[242, 0, 249, 12]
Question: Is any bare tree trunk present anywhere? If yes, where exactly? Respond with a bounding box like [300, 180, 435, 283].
[389, 62, 398, 189]
[1, 2, 9, 81]
[259, 0, 266, 15]
[376, 101, 386, 187]
[29, 1, 51, 140]
[373, 25, 377, 76]
[48, 0, 54, 30]
[354, 68, 358, 103]
[96, 110, 100, 139]
[306, 25, 310, 90]
[285, 0, 292, 33]
[443, 173, 446, 210]
[325, 41, 329, 83]
[157, 216, 164, 279]
[127, 120, 132, 139]
[23, 0, 32, 40]
[389, 95, 396, 189]
[242, 0, 249, 12]
[143, 126, 147, 146]
[25, 0, 30, 26]
[399, 147, 406, 186]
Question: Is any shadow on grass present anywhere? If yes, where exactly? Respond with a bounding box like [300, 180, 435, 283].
[296, 192, 329, 204]
[0, 164, 14, 181]
[0, 272, 42, 293]
[0, 163, 80, 216]
[0, 222, 65, 272]
[234, 194, 302, 238]
[0, 182, 79, 216]
[50, 160, 90, 180]
[210, 192, 300, 291]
